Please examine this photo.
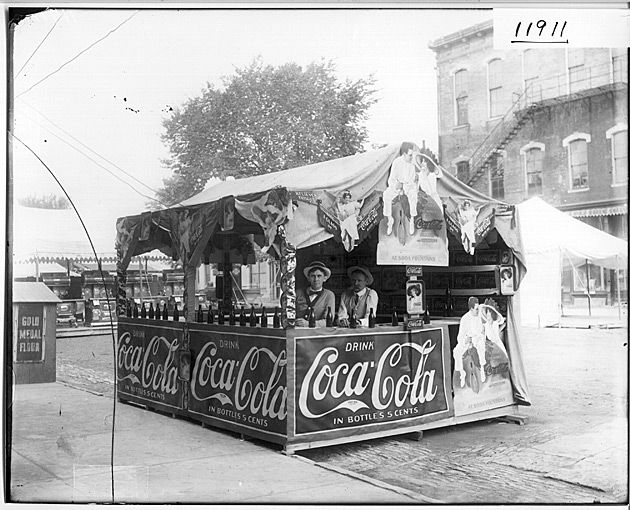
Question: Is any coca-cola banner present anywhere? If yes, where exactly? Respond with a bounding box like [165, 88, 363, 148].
[188, 326, 287, 437]
[117, 319, 183, 409]
[294, 328, 452, 436]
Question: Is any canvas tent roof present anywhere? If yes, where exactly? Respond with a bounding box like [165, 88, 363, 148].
[518, 197, 627, 269]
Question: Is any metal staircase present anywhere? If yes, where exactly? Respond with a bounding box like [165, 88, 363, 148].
[466, 60, 627, 187]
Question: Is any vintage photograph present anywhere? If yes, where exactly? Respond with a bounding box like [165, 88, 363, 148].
[5, 3, 628, 505]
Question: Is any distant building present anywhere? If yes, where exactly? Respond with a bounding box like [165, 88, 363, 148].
[429, 21, 627, 305]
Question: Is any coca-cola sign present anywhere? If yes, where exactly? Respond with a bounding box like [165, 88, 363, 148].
[117, 321, 182, 408]
[188, 329, 287, 436]
[295, 329, 451, 435]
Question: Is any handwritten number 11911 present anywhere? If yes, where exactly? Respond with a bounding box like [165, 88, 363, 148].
[515, 20, 567, 39]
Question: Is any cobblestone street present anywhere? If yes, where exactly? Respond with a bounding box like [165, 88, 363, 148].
[54, 325, 627, 504]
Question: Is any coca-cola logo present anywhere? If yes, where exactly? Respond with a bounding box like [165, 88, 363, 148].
[299, 339, 438, 419]
[191, 341, 287, 421]
[117, 331, 179, 395]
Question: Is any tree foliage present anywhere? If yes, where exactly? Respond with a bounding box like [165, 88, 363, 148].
[18, 193, 70, 209]
[158, 59, 377, 205]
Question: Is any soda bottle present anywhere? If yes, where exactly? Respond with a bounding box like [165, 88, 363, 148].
[173, 303, 180, 321]
[197, 305, 204, 322]
[260, 307, 268, 328]
[391, 306, 399, 326]
[148, 303, 155, 319]
[140, 303, 147, 319]
[162, 302, 168, 320]
[272, 307, 281, 328]
[349, 309, 358, 328]
[132, 303, 139, 318]
[368, 308, 376, 328]
[308, 306, 316, 328]
[423, 308, 431, 324]
[249, 306, 258, 327]
[239, 306, 247, 326]
[228, 306, 236, 326]
[325, 307, 333, 327]
[218, 307, 225, 325]
[207, 306, 214, 324]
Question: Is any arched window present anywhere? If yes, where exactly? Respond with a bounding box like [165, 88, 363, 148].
[520, 142, 545, 196]
[487, 58, 505, 118]
[606, 124, 628, 185]
[562, 133, 591, 191]
[453, 69, 469, 125]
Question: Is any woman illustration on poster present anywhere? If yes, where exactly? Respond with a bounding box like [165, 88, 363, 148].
[415, 155, 443, 208]
[459, 199, 480, 255]
[406, 282, 424, 314]
[479, 302, 508, 359]
[336, 189, 362, 251]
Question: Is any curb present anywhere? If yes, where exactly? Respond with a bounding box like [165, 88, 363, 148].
[293, 454, 443, 504]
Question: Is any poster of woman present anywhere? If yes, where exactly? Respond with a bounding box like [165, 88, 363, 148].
[406, 281, 425, 315]
[499, 265, 515, 295]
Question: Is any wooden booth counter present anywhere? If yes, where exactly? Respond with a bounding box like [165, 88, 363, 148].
[116, 317, 518, 453]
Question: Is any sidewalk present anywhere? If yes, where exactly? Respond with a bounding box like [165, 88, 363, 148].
[8, 383, 420, 504]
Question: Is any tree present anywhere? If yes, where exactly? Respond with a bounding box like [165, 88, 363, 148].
[158, 59, 377, 205]
[18, 193, 70, 209]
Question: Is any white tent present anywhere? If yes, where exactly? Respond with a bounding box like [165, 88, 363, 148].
[516, 197, 627, 327]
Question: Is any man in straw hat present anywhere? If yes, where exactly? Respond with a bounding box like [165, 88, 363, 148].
[295, 261, 336, 327]
[337, 266, 379, 327]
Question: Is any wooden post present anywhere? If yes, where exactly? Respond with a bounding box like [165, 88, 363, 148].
[585, 259, 591, 317]
[277, 225, 296, 328]
[184, 263, 197, 322]
[616, 259, 622, 320]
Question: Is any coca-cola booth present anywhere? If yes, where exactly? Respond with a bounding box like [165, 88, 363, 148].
[115, 143, 531, 453]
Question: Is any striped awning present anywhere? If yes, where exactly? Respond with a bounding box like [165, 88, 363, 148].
[568, 204, 628, 218]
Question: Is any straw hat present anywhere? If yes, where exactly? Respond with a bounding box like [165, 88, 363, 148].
[303, 261, 331, 280]
[347, 266, 374, 286]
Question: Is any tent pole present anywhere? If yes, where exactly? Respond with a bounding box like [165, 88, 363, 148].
[616, 257, 622, 320]
[586, 259, 592, 316]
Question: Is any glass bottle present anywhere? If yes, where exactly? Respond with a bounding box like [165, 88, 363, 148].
[132, 303, 139, 318]
[260, 307, 268, 328]
[273, 307, 281, 328]
[173, 303, 180, 321]
[140, 303, 147, 319]
[249, 306, 258, 327]
[308, 306, 316, 328]
[423, 308, 431, 324]
[349, 309, 358, 329]
[391, 306, 398, 327]
[239, 306, 247, 327]
[325, 307, 333, 327]
[197, 305, 204, 322]
[228, 306, 236, 326]
[148, 303, 155, 319]
[207, 306, 214, 324]
[218, 307, 225, 325]
[162, 302, 168, 320]
[368, 308, 376, 328]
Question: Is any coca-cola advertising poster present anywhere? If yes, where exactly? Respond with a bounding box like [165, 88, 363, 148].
[188, 327, 287, 437]
[117, 319, 183, 409]
[294, 328, 452, 436]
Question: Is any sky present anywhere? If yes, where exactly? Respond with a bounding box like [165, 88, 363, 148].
[11, 7, 491, 256]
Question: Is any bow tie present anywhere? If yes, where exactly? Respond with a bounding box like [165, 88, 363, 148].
[308, 289, 322, 296]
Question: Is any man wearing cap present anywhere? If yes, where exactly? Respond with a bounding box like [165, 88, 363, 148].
[295, 261, 336, 327]
[337, 266, 379, 328]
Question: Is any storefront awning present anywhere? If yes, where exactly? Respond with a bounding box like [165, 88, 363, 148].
[567, 204, 628, 218]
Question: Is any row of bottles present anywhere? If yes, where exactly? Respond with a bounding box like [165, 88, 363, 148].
[127, 302, 431, 328]
[127, 301, 180, 321]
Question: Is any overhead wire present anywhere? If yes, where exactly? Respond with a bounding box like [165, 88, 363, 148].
[9, 131, 118, 503]
[16, 10, 140, 99]
[15, 12, 64, 78]
[15, 108, 170, 209]
[17, 98, 184, 207]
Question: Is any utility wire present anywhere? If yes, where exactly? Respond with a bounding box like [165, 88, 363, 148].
[16, 109, 168, 209]
[16, 10, 139, 99]
[18, 98, 184, 207]
[9, 131, 118, 503]
[15, 13, 64, 78]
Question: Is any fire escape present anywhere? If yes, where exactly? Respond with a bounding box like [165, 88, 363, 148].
[466, 60, 628, 187]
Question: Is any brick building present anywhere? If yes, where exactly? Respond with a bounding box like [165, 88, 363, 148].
[429, 20, 627, 304]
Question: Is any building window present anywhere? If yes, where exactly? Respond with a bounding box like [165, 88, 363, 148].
[573, 263, 605, 292]
[489, 154, 505, 200]
[456, 160, 470, 182]
[523, 49, 542, 102]
[563, 133, 590, 191]
[606, 124, 628, 185]
[568, 49, 588, 93]
[487, 58, 505, 118]
[520, 142, 545, 196]
[454, 69, 469, 125]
